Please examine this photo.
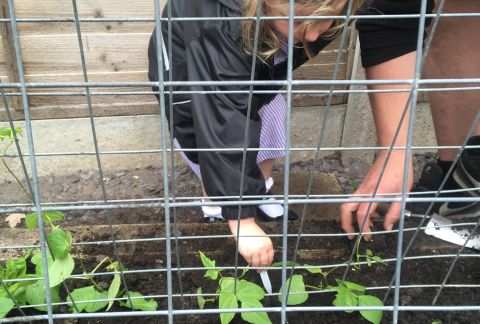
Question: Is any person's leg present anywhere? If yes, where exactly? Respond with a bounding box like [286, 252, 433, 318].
[421, 0, 480, 216]
[258, 158, 275, 181]
[425, 0, 480, 161]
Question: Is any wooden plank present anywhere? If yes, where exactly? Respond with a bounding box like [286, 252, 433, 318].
[13, 0, 160, 18]
[18, 33, 149, 76]
[17, 34, 346, 77]
[18, 21, 154, 35]
[0, 35, 6, 70]
[0, 0, 22, 111]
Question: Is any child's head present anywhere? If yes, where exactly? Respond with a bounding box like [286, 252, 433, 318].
[242, 0, 364, 59]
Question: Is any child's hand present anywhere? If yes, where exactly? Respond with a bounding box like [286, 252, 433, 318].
[228, 218, 274, 272]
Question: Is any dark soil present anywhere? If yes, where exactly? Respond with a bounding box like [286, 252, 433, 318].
[2, 154, 479, 323]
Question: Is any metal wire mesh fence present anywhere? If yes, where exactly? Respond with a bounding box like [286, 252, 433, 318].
[0, 0, 479, 323]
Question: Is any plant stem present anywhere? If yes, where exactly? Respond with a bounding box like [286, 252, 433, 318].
[79, 258, 103, 291]
[68, 276, 93, 280]
[91, 257, 111, 274]
[1, 156, 32, 201]
[305, 284, 323, 291]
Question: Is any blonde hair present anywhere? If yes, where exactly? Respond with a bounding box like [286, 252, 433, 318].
[242, 0, 365, 60]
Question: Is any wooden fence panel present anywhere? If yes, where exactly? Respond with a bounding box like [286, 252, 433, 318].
[1, 0, 353, 120]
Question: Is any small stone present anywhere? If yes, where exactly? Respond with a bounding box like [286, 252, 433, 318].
[79, 170, 95, 180]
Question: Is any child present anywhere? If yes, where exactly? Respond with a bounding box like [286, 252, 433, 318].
[148, 0, 364, 269]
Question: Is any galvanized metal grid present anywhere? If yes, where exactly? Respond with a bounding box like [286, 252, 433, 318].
[0, 0, 479, 323]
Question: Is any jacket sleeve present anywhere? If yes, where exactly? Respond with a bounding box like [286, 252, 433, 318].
[186, 26, 266, 220]
[356, 0, 435, 68]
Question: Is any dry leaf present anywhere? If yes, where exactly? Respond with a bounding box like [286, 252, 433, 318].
[5, 213, 25, 228]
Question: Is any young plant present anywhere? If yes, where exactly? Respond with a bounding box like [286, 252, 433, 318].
[355, 249, 386, 270]
[274, 250, 385, 324]
[0, 126, 157, 319]
[0, 231, 158, 318]
[330, 279, 383, 324]
[197, 251, 271, 324]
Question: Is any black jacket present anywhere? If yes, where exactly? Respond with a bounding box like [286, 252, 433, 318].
[148, 0, 434, 220]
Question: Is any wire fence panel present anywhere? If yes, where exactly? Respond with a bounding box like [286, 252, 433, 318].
[1, 0, 479, 323]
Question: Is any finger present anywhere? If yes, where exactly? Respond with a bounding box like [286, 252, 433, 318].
[242, 253, 252, 266]
[251, 254, 261, 269]
[267, 249, 274, 266]
[357, 202, 378, 241]
[340, 202, 359, 240]
[357, 201, 378, 226]
[384, 202, 401, 231]
[257, 252, 270, 273]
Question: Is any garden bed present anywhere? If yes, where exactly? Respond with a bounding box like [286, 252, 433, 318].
[1, 156, 479, 323]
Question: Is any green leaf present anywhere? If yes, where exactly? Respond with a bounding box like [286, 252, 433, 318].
[48, 253, 75, 287]
[358, 295, 383, 324]
[12, 286, 27, 306]
[237, 280, 265, 303]
[205, 269, 219, 280]
[348, 180, 359, 189]
[25, 213, 38, 230]
[271, 261, 301, 268]
[31, 251, 54, 275]
[13, 274, 38, 290]
[332, 285, 357, 313]
[303, 264, 324, 274]
[67, 286, 108, 313]
[199, 251, 219, 280]
[372, 256, 385, 265]
[220, 277, 237, 294]
[47, 228, 72, 259]
[241, 299, 271, 324]
[219, 292, 238, 324]
[119, 292, 158, 311]
[6, 257, 27, 279]
[26, 281, 61, 311]
[197, 287, 206, 309]
[0, 127, 21, 142]
[42, 211, 64, 225]
[106, 273, 121, 311]
[278, 275, 308, 305]
[0, 297, 14, 319]
[342, 280, 366, 293]
[366, 249, 373, 257]
[199, 251, 215, 268]
[25, 211, 64, 230]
